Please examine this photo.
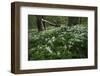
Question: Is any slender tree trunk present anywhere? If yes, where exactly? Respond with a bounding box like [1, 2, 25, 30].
[42, 16, 46, 30]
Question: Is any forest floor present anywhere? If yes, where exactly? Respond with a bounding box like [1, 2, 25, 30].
[28, 25, 88, 60]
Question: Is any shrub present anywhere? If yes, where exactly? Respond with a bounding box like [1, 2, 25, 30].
[28, 25, 88, 60]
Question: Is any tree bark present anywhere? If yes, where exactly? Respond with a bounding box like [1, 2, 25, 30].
[36, 16, 46, 31]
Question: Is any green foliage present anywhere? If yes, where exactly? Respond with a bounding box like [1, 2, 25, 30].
[80, 17, 88, 25]
[28, 25, 88, 60]
[28, 15, 37, 29]
[45, 16, 68, 26]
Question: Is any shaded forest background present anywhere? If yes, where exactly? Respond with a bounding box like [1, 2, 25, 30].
[28, 15, 88, 60]
[28, 15, 88, 31]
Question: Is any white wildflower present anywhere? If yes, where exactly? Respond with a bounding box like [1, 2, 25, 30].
[48, 40, 52, 44]
[57, 52, 60, 56]
[61, 37, 65, 40]
[64, 45, 67, 49]
[52, 36, 55, 41]
[46, 47, 52, 53]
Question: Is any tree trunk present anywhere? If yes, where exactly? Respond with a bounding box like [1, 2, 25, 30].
[36, 16, 45, 31]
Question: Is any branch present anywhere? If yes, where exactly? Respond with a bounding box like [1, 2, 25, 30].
[42, 19, 56, 26]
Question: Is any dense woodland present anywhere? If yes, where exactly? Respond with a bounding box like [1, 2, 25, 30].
[28, 15, 88, 60]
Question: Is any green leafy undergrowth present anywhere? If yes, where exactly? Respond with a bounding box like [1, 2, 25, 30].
[28, 25, 88, 60]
